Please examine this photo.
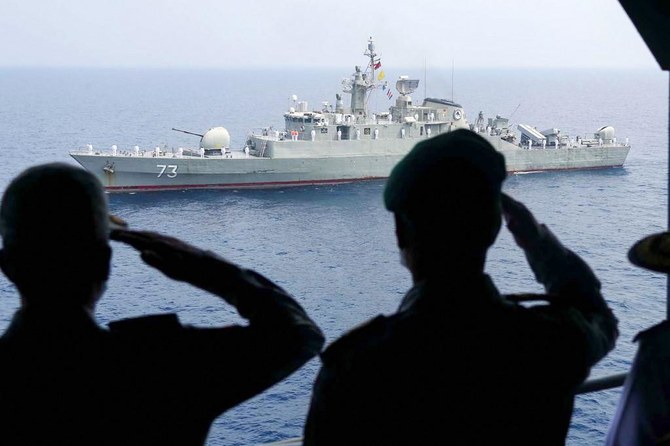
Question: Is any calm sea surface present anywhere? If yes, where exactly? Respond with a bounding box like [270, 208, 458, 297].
[0, 67, 668, 445]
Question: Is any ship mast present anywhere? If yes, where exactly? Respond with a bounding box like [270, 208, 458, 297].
[343, 38, 378, 117]
[364, 37, 378, 117]
[365, 36, 377, 89]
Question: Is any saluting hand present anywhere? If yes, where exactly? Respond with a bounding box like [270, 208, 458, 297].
[501, 193, 543, 250]
[111, 229, 223, 285]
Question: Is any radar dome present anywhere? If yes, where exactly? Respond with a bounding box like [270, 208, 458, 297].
[200, 127, 231, 149]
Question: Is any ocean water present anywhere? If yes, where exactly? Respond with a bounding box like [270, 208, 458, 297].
[0, 67, 668, 445]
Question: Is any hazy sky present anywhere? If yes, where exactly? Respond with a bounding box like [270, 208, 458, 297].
[0, 0, 658, 69]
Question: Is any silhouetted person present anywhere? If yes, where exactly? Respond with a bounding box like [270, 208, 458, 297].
[0, 163, 324, 445]
[606, 231, 670, 446]
[303, 129, 618, 446]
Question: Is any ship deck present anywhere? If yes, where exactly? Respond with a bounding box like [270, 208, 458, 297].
[70, 148, 255, 160]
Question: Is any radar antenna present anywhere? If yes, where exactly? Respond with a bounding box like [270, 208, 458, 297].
[396, 77, 420, 96]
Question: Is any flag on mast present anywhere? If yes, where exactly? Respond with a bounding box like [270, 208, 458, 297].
[373, 58, 381, 70]
[377, 70, 385, 81]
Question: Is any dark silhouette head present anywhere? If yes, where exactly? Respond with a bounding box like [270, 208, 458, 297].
[0, 163, 111, 308]
[384, 129, 507, 279]
[628, 231, 670, 274]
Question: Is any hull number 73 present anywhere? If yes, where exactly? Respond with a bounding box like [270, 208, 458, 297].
[157, 165, 178, 178]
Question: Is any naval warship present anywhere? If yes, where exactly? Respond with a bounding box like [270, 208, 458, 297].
[70, 38, 631, 193]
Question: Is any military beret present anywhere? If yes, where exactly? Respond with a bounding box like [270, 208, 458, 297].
[628, 232, 670, 273]
[384, 129, 507, 212]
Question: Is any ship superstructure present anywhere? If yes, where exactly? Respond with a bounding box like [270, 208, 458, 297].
[70, 38, 630, 192]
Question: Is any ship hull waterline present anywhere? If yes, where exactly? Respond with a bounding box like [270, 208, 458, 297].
[71, 143, 630, 193]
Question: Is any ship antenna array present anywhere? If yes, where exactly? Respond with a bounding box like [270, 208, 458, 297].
[451, 58, 454, 101]
[424, 57, 427, 99]
[365, 36, 377, 78]
[364, 36, 379, 114]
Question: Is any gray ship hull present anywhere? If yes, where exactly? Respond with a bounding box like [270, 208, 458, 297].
[70, 137, 630, 193]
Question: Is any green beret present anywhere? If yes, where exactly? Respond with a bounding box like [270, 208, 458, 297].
[384, 129, 507, 212]
[628, 232, 670, 273]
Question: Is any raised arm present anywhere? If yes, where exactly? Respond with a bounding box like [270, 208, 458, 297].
[111, 229, 325, 410]
[501, 193, 618, 365]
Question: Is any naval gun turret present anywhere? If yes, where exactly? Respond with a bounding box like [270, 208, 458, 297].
[200, 127, 231, 150]
[172, 126, 230, 156]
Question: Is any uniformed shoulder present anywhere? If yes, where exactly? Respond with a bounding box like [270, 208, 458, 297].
[321, 315, 390, 365]
[107, 313, 181, 334]
[634, 320, 670, 343]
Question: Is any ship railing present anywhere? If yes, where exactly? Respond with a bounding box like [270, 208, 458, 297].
[74, 149, 191, 158]
[577, 372, 627, 394]
[258, 373, 630, 446]
[252, 131, 285, 141]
